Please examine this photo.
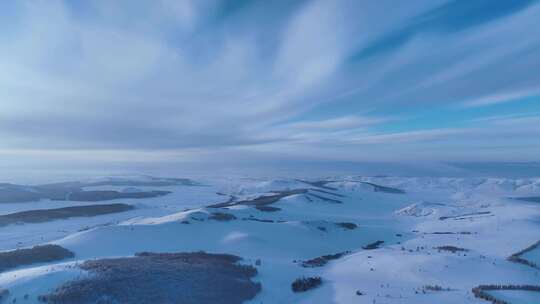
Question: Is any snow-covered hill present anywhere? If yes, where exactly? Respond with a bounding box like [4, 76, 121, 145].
[0, 176, 539, 303]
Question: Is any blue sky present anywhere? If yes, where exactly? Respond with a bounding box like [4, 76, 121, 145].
[0, 0, 539, 175]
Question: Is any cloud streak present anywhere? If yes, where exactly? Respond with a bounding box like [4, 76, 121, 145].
[0, 0, 539, 172]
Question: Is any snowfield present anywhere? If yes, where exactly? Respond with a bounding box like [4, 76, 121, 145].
[0, 175, 539, 303]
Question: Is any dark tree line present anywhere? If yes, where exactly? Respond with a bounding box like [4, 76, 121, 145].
[472, 284, 540, 304]
[507, 240, 540, 269]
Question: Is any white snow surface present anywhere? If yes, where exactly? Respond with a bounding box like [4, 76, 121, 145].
[0, 175, 539, 303]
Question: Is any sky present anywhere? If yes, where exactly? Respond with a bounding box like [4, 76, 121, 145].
[0, 0, 539, 178]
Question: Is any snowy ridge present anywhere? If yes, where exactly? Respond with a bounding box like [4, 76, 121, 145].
[0, 176, 539, 303]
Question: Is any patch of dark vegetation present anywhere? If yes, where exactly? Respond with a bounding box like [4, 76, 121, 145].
[507, 240, 540, 269]
[335, 222, 358, 230]
[362, 240, 384, 250]
[301, 251, 350, 268]
[0, 204, 134, 227]
[297, 180, 337, 191]
[39, 251, 261, 304]
[435, 246, 468, 253]
[306, 193, 342, 204]
[209, 212, 237, 221]
[189, 212, 209, 222]
[77, 222, 113, 232]
[360, 182, 405, 194]
[472, 284, 540, 304]
[439, 211, 491, 220]
[242, 217, 274, 223]
[429, 231, 473, 235]
[511, 196, 540, 203]
[309, 188, 345, 198]
[208, 189, 307, 208]
[0, 245, 74, 272]
[291, 276, 322, 293]
[255, 205, 281, 212]
[66, 190, 170, 202]
[422, 285, 452, 292]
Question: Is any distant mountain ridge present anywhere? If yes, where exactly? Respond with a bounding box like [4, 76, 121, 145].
[0, 176, 199, 203]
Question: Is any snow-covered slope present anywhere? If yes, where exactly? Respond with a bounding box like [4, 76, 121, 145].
[0, 176, 539, 303]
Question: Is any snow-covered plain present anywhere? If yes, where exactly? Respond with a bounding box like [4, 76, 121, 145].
[1, 176, 539, 303]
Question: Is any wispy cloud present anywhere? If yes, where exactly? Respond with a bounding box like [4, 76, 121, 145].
[281, 115, 389, 131]
[0, 0, 538, 171]
[461, 90, 540, 107]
